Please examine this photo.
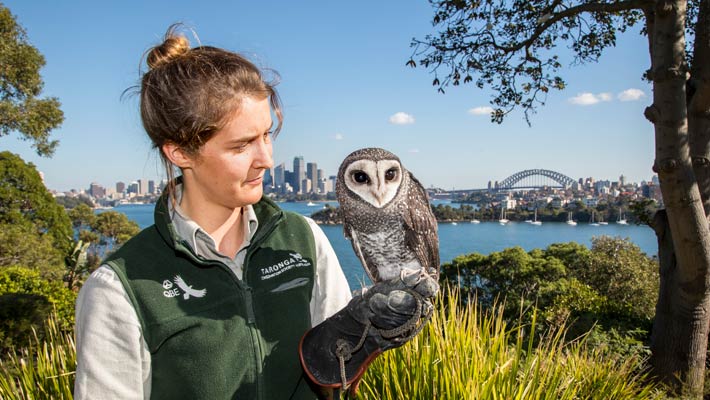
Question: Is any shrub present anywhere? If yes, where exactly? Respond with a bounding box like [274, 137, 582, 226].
[0, 267, 75, 352]
[356, 287, 661, 399]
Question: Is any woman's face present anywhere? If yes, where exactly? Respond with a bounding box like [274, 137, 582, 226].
[184, 96, 274, 211]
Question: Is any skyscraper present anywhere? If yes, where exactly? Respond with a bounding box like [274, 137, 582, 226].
[307, 162, 317, 193]
[138, 178, 149, 195]
[116, 181, 126, 193]
[293, 156, 305, 193]
[274, 163, 285, 188]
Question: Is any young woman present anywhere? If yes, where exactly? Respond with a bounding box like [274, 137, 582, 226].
[73, 25, 352, 399]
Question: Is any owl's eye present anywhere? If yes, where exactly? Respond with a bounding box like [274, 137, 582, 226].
[352, 171, 370, 184]
[385, 168, 398, 181]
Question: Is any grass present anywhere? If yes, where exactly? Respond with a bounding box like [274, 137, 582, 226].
[0, 313, 75, 400]
[356, 287, 663, 400]
[0, 290, 664, 399]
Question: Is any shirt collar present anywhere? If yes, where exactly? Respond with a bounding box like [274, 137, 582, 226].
[168, 183, 259, 259]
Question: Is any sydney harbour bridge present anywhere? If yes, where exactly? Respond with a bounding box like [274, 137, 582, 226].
[445, 169, 577, 196]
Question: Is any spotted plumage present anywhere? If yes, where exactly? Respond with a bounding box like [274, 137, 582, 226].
[336, 147, 439, 283]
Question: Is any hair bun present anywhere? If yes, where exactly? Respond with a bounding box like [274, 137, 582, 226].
[146, 31, 190, 69]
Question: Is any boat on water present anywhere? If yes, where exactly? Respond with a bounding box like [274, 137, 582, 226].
[531, 208, 542, 225]
[590, 210, 600, 226]
[566, 211, 577, 226]
[306, 201, 317, 206]
[617, 208, 628, 225]
[499, 207, 509, 225]
[451, 222, 458, 226]
[470, 219, 480, 224]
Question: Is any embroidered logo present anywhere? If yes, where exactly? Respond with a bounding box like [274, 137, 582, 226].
[259, 252, 311, 280]
[163, 275, 207, 299]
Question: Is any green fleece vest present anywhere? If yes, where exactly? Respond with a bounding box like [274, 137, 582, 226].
[107, 197, 318, 400]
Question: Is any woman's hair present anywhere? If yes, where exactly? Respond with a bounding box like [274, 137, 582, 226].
[139, 24, 283, 199]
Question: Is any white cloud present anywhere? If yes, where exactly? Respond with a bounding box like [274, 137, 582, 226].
[468, 106, 494, 116]
[408, 148, 420, 154]
[388, 112, 415, 125]
[568, 92, 613, 105]
[598, 92, 613, 102]
[618, 88, 645, 101]
[334, 133, 344, 140]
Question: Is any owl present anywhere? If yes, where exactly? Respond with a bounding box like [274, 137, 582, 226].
[336, 147, 439, 283]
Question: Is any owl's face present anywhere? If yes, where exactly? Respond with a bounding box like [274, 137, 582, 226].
[342, 158, 403, 208]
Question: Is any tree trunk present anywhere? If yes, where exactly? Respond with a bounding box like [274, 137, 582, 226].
[649, 0, 710, 396]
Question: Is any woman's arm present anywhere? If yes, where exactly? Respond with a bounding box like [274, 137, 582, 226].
[74, 266, 151, 399]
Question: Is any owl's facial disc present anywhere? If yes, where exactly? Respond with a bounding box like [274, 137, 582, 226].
[344, 159, 402, 208]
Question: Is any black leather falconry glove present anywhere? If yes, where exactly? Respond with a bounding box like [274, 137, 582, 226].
[299, 269, 439, 399]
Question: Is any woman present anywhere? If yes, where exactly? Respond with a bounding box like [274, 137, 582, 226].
[74, 25, 352, 399]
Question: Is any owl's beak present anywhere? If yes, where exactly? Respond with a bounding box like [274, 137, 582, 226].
[369, 188, 386, 207]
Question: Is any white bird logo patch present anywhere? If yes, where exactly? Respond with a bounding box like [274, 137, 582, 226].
[173, 275, 207, 300]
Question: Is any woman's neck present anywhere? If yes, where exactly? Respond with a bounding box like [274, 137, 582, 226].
[179, 192, 244, 259]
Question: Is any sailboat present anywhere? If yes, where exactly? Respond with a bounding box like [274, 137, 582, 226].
[531, 208, 542, 225]
[566, 211, 577, 226]
[617, 208, 628, 225]
[470, 209, 481, 224]
[499, 207, 509, 225]
[590, 210, 600, 226]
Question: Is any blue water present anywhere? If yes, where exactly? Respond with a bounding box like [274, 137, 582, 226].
[106, 201, 657, 289]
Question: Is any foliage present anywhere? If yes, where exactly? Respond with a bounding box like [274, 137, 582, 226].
[0, 4, 64, 156]
[440, 237, 658, 353]
[0, 222, 64, 279]
[357, 287, 661, 399]
[407, 0, 698, 124]
[55, 194, 94, 210]
[92, 210, 140, 246]
[0, 267, 75, 353]
[67, 203, 96, 228]
[0, 151, 73, 260]
[0, 313, 75, 399]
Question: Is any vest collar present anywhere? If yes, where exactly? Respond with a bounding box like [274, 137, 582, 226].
[154, 177, 285, 261]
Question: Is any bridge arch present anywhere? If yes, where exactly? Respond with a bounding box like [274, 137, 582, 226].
[498, 169, 576, 190]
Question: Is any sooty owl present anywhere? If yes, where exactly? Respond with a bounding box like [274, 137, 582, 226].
[336, 147, 439, 283]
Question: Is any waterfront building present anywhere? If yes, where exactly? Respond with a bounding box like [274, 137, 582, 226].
[293, 156, 305, 193]
[89, 182, 106, 198]
[307, 162, 317, 193]
[138, 179, 149, 195]
[274, 163, 285, 187]
[116, 181, 126, 193]
[148, 180, 155, 195]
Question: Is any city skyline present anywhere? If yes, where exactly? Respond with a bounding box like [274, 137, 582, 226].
[4, 1, 653, 192]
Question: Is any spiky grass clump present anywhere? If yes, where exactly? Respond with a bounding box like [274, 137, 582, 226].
[357, 288, 661, 400]
[0, 313, 75, 399]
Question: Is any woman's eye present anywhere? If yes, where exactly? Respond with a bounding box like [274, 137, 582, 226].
[263, 131, 272, 143]
[353, 171, 370, 184]
[385, 168, 398, 181]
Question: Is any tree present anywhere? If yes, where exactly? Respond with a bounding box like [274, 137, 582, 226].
[0, 4, 63, 156]
[0, 151, 72, 249]
[0, 151, 72, 276]
[410, 0, 709, 394]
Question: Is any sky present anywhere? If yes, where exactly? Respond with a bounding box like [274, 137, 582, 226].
[3, 0, 654, 192]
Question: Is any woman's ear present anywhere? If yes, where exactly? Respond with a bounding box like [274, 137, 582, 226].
[162, 142, 194, 169]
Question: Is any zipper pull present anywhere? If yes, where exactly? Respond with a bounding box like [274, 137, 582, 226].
[244, 287, 256, 324]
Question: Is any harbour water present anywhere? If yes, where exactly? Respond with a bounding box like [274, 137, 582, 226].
[107, 201, 657, 289]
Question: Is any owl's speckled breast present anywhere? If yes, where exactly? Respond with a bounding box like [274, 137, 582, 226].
[359, 223, 421, 281]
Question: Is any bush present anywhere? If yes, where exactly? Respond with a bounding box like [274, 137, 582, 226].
[356, 287, 661, 399]
[0, 267, 75, 352]
[0, 313, 75, 399]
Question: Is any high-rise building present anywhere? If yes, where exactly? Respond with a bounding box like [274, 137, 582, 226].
[138, 179, 149, 195]
[302, 178, 311, 194]
[329, 176, 337, 194]
[293, 156, 305, 193]
[148, 180, 156, 194]
[307, 162, 318, 193]
[89, 182, 106, 198]
[274, 163, 285, 188]
[263, 168, 273, 188]
[128, 181, 139, 194]
[116, 181, 126, 193]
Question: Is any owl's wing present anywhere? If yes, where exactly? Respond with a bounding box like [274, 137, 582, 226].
[402, 172, 440, 279]
[344, 221, 381, 283]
